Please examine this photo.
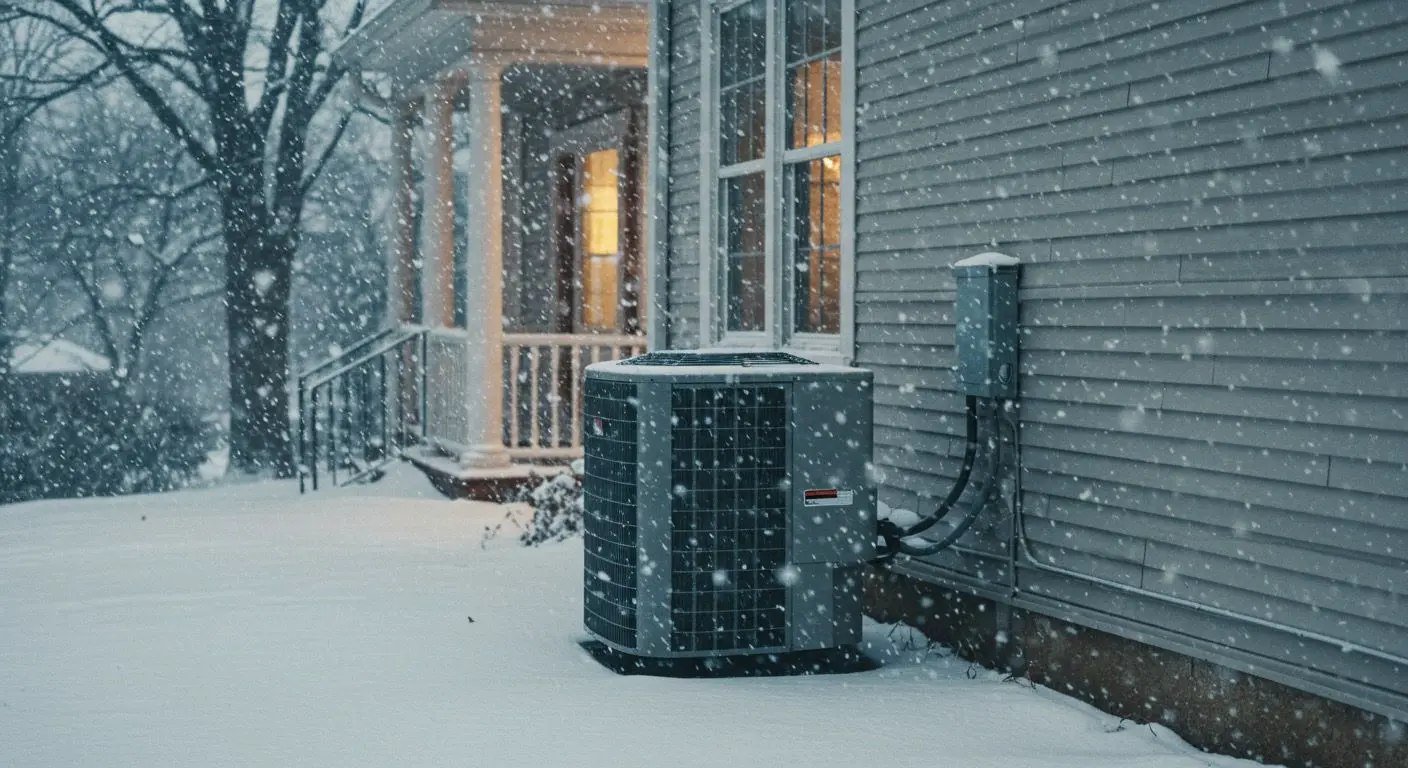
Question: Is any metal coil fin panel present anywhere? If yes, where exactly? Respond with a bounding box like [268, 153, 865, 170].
[669, 384, 789, 653]
[583, 378, 639, 649]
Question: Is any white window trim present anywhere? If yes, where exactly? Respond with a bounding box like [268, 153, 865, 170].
[697, 0, 857, 364]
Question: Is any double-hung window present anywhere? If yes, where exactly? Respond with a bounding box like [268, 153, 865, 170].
[705, 0, 853, 357]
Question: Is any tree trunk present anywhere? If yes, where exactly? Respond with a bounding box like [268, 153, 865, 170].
[221, 180, 296, 476]
[0, 134, 16, 381]
[0, 135, 17, 450]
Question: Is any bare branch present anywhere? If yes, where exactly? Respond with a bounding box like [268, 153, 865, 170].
[20, 0, 218, 170]
[251, 0, 301, 136]
[299, 108, 353, 198]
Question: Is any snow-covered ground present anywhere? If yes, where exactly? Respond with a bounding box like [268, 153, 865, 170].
[0, 468, 1266, 768]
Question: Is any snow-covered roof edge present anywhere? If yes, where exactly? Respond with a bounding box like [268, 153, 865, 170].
[8, 337, 112, 375]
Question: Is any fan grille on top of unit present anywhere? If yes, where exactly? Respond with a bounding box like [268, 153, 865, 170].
[583, 378, 639, 649]
[622, 351, 817, 367]
[669, 384, 789, 653]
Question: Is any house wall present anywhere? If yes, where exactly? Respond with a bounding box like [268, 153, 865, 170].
[659, 0, 1408, 735]
[663, 0, 703, 347]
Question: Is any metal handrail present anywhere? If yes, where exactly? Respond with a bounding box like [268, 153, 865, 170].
[296, 325, 430, 493]
[303, 326, 426, 391]
[299, 326, 399, 382]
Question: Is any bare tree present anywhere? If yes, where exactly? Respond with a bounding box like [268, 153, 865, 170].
[0, 10, 103, 377]
[12, 0, 370, 474]
[24, 90, 224, 400]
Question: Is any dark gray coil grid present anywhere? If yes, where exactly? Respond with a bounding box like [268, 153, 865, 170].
[668, 384, 789, 653]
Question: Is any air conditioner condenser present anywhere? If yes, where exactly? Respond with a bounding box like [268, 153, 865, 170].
[580, 350, 875, 668]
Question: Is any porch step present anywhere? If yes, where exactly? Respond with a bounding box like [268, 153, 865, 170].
[403, 447, 574, 502]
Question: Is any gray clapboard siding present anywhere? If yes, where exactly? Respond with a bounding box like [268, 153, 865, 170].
[1146, 571, 1407, 656]
[1023, 422, 1332, 486]
[665, 0, 701, 347]
[862, 58, 1407, 164]
[1032, 488, 1408, 590]
[1027, 476, 1408, 570]
[876, 443, 969, 477]
[874, 382, 963, 412]
[1160, 385, 1408, 430]
[1329, 457, 1408, 498]
[1020, 375, 1165, 409]
[1046, 218, 1408, 264]
[858, 148, 1066, 199]
[1023, 400, 1408, 464]
[864, 364, 963, 397]
[1141, 541, 1406, 631]
[1021, 324, 1408, 362]
[1022, 447, 1408, 532]
[865, 137, 1408, 221]
[1021, 350, 1214, 385]
[1025, 516, 1147, 566]
[1024, 326, 1408, 365]
[1210, 358, 1405, 398]
[860, 188, 1408, 253]
[858, 169, 1408, 240]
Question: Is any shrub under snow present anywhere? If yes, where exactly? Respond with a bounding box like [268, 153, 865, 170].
[514, 459, 585, 546]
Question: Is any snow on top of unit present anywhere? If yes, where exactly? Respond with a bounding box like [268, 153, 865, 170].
[10, 338, 112, 374]
[953, 252, 1020, 268]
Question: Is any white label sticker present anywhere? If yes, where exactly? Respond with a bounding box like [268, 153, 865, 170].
[803, 490, 854, 507]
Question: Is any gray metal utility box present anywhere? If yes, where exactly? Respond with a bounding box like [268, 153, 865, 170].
[953, 254, 1021, 399]
[581, 350, 875, 659]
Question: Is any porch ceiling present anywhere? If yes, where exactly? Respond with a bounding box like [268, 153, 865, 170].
[335, 0, 648, 88]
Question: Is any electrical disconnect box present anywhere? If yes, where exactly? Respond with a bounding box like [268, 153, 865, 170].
[953, 253, 1020, 399]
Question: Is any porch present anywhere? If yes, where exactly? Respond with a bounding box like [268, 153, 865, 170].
[301, 0, 650, 497]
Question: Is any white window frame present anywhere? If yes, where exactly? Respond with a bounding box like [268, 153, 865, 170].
[698, 0, 856, 364]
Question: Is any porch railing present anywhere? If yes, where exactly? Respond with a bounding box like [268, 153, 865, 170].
[423, 329, 473, 452]
[296, 326, 429, 491]
[502, 333, 646, 460]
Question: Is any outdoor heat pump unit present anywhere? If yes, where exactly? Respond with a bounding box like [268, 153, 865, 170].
[581, 351, 875, 661]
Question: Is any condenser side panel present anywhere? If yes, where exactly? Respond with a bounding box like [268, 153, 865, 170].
[789, 375, 877, 565]
[582, 378, 640, 650]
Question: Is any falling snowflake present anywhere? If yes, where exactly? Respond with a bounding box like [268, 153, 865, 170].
[1312, 45, 1341, 83]
[252, 270, 277, 296]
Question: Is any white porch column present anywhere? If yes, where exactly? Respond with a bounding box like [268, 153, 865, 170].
[388, 104, 418, 324]
[458, 62, 509, 468]
[419, 79, 456, 329]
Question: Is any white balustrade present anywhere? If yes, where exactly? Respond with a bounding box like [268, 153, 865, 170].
[501, 333, 646, 459]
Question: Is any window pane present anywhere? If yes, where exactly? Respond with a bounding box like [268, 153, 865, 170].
[581, 149, 620, 330]
[718, 0, 766, 165]
[824, 0, 841, 51]
[786, 0, 827, 62]
[582, 255, 619, 330]
[785, 0, 841, 149]
[723, 173, 767, 332]
[787, 55, 842, 149]
[582, 149, 619, 256]
[789, 156, 841, 334]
